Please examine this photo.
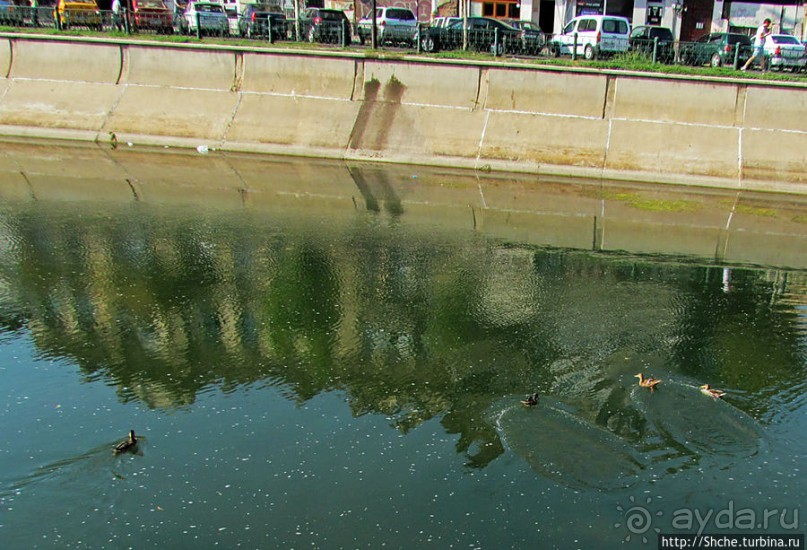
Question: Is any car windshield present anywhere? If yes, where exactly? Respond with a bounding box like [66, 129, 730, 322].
[602, 19, 627, 34]
[771, 35, 801, 45]
[138, 0, 164, 7]
[650, 28, 673, 40]
[196, 3, 223, 13]
[727, 34, 751, 45]
[386, 9, 414, 20]
[320, 10, 344, 20]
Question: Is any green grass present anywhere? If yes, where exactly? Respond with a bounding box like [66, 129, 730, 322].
[734, 204, 778, 217]
[604, 191, 702, 213]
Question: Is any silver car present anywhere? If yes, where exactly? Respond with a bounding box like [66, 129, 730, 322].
[183, 1, 229, 36]
[764, 34, 807, 72]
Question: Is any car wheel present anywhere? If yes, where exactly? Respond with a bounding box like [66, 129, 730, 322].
[710, 53, 722, 67]
[550, 43, 560, 57]
[420, 35, 435, 53]
[358, 32, 365, 45]
[584, 44, 595, 60]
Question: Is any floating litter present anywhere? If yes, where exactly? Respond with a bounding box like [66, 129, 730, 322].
[196, 145, 209, 154]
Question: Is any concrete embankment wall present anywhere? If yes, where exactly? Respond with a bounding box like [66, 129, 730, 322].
[0, 34, 805, 193]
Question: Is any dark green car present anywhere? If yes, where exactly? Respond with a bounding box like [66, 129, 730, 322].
[679, 32, 752, 68]
[629, 25, 674, 63]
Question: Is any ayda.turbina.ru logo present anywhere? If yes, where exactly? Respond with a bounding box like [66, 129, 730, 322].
[614, 495, 800, 544]
[614, 495, 663, 544]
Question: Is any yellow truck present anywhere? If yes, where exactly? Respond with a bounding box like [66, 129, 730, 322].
[54, 0, 101, 29]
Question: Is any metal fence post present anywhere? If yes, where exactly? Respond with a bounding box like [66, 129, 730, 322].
[416, 23, 421, 54]
[494, 28, 499, 57]
[652, 37, 658, 63]
[572, 32, 577, 61]
[196, 11, 201, 39]
[733, 44, 740, 69]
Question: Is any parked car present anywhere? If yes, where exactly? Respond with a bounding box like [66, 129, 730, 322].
[679, 32, 751, 68]
[629, 25, 674, 63]
[503, 19, 545, 55]
[435, 17, 529, 55]
[54, 0, 101, 29]
[128, 0, 173, 33]
[182, 1, 228, 36]
[238, 6, 287, 40]
[431, 16, 459, 29]
[357, 7, 417, 46]
[0, 0, 19, 25]
[548, 15, 630, 59]
[764, 33, 807, 72]
[299, 8, 351, 45]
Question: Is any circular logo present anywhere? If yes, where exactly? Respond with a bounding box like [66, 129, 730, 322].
[614, 496, 663, 544]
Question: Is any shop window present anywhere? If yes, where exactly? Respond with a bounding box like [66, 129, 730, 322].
[481, 1, 520, 19]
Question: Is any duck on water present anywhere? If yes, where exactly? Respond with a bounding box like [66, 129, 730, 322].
[114, 430, 138, 454]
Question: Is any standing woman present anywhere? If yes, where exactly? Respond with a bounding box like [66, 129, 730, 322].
[741, 18, 772, 72]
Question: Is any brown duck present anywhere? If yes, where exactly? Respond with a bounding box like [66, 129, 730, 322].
[699, 384, 726, 399]
[634, 373, 661, 391]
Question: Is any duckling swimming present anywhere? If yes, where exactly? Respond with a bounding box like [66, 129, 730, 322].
[521, 393, 539, 407]
[635, 373, 661, 391]
[113, 430, 138, 454]
[699, 384, 726, 400]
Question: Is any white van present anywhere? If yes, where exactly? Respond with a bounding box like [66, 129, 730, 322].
[549, 15, 631, 59]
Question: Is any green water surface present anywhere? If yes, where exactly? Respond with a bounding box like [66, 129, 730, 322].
[0, 146, 805, 548]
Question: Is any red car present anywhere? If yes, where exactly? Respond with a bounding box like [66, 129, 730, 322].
[129, 0, 173, 33]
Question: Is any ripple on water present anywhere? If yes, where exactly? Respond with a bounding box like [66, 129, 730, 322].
[491, 382, 765, 491]
[631, 381, 763, 461]
[1, 436, 146, 508]
[491, 396, 646, 491]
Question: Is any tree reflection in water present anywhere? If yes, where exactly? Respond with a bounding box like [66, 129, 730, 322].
[1, 185, 806, 478]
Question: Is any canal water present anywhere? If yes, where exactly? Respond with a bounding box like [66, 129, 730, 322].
[0, 141, 805, 548]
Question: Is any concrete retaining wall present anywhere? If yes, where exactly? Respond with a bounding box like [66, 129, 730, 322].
[0, 34, 805, 193]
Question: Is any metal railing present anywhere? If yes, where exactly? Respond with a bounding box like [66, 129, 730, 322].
[0, 10, 805, 73]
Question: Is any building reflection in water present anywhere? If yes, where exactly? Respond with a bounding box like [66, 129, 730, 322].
[1, 140, 806, 472]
